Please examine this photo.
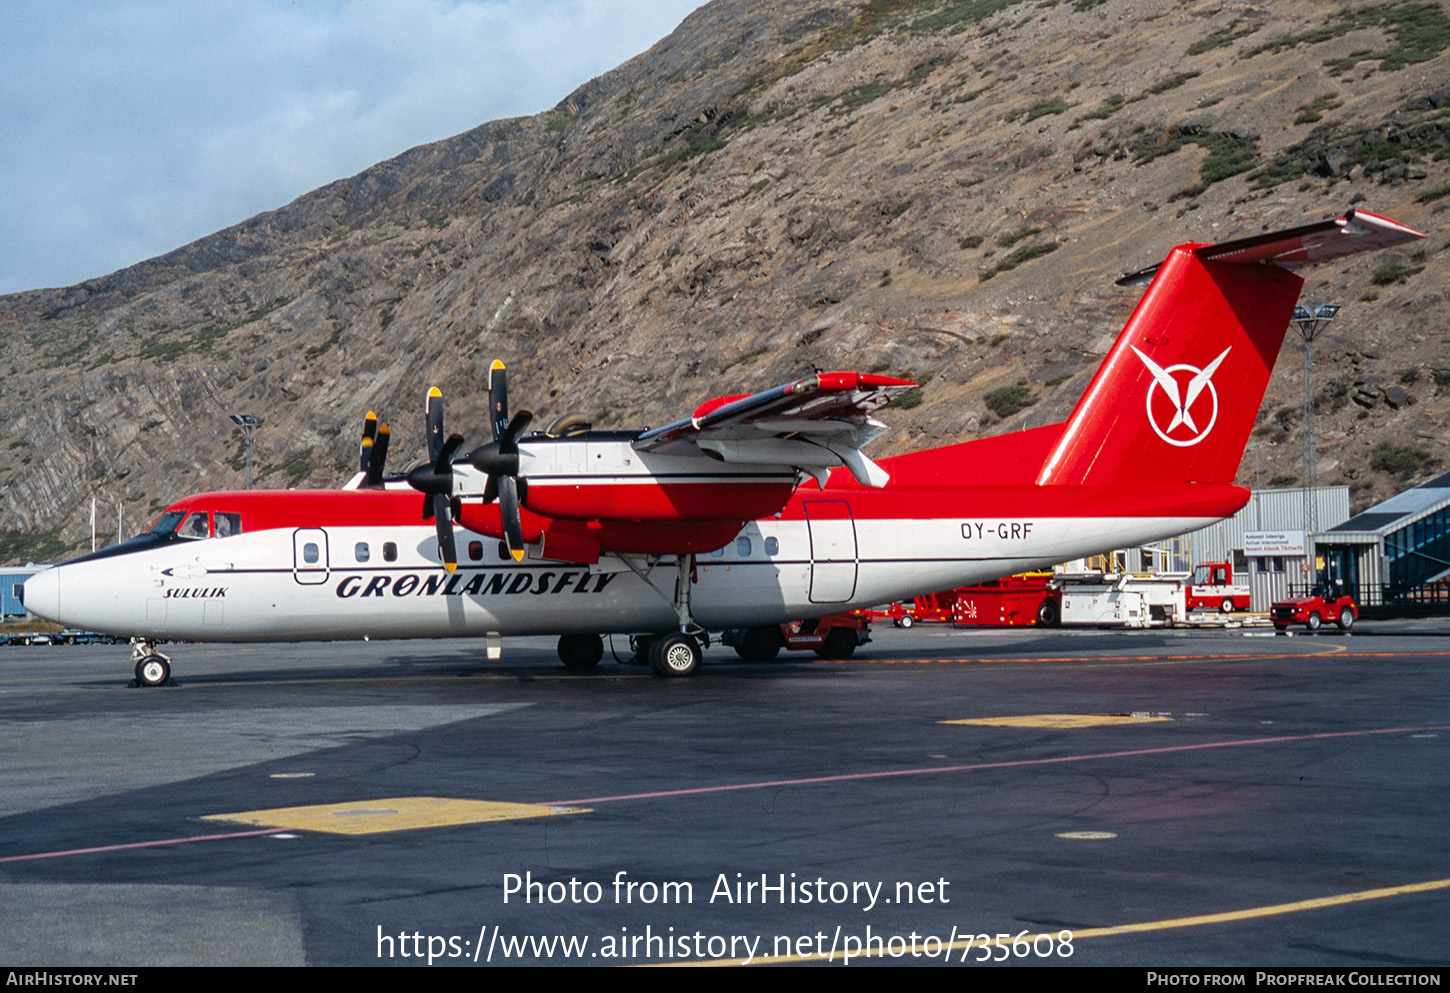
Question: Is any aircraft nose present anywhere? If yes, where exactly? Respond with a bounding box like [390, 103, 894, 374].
[21, 568, 60, 623]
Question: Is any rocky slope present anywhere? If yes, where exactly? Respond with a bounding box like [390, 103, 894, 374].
[3, 0, 1448, 561]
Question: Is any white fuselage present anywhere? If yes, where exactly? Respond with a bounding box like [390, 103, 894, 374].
[23, 511, 1213, 642]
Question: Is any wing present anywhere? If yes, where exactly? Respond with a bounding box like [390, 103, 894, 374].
[633, 371, 918, 488]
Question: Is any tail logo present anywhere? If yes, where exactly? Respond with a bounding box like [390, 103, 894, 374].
[1132, 346, 1231, 448]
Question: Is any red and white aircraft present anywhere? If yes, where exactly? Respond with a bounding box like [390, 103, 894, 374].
[22, 209, 1424, 683]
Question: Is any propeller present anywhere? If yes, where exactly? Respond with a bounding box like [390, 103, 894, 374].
[358, 411, 392, 487]
[467, 360, 532, 562]
[405, 387, 465, 572]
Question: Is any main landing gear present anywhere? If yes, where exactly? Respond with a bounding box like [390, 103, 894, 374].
[131, 639, 172, 687]
[612, 554, 708, 678]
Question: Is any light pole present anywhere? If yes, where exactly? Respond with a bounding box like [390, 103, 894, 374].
[1291, 303, 1338, 571]
[230, 413, 260, 489]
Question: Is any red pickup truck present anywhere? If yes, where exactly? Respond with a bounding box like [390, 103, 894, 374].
[1271, 585, 1358, 631]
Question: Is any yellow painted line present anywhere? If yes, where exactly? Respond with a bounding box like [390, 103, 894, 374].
[670, 877, 1450, 966]
[203, 796, 588, 836]
[943, 713, 1172, 728]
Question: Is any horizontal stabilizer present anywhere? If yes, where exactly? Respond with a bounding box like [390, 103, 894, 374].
[1117, 208, 1425, 286]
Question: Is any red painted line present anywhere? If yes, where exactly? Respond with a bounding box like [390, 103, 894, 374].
[0, 827, 288, 864]
[541, 724, 1450, 806]
[821, 651, 1450, 665]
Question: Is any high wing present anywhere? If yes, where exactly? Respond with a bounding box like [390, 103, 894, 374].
[632, 371, 918, 488]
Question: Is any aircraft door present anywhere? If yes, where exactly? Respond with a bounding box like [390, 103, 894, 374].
[804, 500, 858, 603]
[293, 528, 330, 585]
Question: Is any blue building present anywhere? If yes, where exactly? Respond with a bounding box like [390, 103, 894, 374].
[1317, 470, 1450, 609]
[1, 566, 47, 619]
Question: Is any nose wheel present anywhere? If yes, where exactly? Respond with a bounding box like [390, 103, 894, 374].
[131, 640, 173, 687]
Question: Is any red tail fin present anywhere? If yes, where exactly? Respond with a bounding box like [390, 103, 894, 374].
[1036, 209, 1424, 488]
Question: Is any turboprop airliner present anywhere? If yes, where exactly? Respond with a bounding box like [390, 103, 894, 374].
[22, 209, 1425, 683]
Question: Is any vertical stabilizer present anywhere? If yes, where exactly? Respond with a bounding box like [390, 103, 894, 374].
[1036, 209, 1425, 489]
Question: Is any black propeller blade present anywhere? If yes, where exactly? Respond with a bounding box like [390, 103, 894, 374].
[367, 424, 390, 487]
[467, 359, 532, 563]
[358, 411, 392, 488]
[404, 386, 465, 572]
[359, 410, 378, 474]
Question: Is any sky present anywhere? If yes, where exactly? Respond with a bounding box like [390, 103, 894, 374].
[0, 0, 703, 295]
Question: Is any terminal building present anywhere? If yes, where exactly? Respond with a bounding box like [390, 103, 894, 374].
[1110, 474, 1450, 615]
[1316, 470, 1450, 611]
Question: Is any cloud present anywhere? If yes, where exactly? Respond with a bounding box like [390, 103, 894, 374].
[0, 0, 701, 294]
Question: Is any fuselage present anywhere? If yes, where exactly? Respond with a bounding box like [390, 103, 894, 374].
[22, 425, 1246, 642]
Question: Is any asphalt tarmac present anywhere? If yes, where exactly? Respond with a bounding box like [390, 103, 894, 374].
[1, 621, 1447, 968]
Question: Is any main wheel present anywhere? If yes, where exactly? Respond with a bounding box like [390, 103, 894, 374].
[557, 633, 604, 669]
[814, 628, 858, 659]
[650, 634, 700, 677]
[1307, 612, 1322, 631]
[135, 655, 171, 687]
[1337, 607, 1355, 630]
[1220, 598, 1235, 614]
[733, 625, 783, 662]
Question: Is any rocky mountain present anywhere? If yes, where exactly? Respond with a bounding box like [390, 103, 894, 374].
[3, 0, 1448, 562]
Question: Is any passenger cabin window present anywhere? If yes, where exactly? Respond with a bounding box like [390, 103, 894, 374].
[709, 547, 725, 558]
[355, 542, 370, 563]
[764, 537, 779, 556]
[736, 537, 752, 556]
[383, 542, 398, 562]
[468, 541, 483, 561]
[302, 542, 320, 564]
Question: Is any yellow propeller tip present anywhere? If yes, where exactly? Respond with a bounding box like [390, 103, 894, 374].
[510, 549, 525, 562]
[428, 386, 443, 398]
[444, 562, 457, 573]
[491, 359, 506, 371]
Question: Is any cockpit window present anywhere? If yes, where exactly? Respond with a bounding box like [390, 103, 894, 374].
[215, 512, 242, 537]
[179, 512, 210, 539]
[147, 511, 186, 536]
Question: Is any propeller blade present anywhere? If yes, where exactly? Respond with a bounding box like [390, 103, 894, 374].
[425, 386, 444, 463]
[498, 475, 525, 562]
[488, 359, 509, 441]
[498, 410, 534, 452]
[431, 493, 457, 573]
[434, 433, 465, 475]
[360, 410, 378, 473]
[366, 424, 390, 487]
